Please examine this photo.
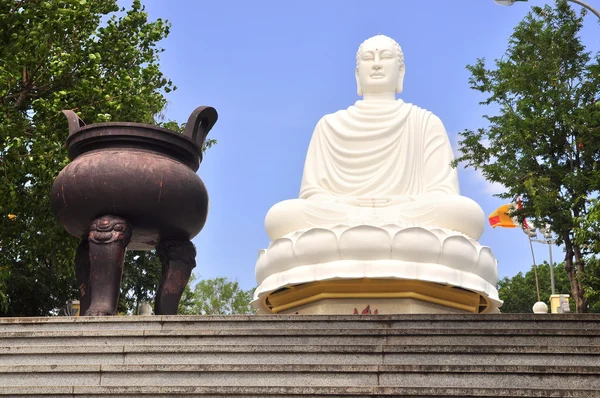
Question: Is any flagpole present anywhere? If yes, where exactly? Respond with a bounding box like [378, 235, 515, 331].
[527, 235, 541, 302]
[488, 200, 550, 311]
[543, 229, 556, 295]
[532, 228, 557, 295]
[548, 241, 555, 295]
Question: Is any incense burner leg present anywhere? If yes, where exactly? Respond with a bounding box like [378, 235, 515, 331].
[155, 240, 196, 315]
[85, 215, 132, 316]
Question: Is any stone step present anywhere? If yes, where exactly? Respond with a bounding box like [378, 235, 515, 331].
[2, 327, 599, 349]
[4, 343, 600, 355]
[1, 315, 598, 396]
[1, 314, 599, 332]
[4, 327, 599, 336]
[0, 314, 600, 330]
[1, 364, 599, 390]
[1, 385, 599, 397]
[1, 344, 599, 366]
[2, 329, 598, 348]
[2, 385, 599, 397]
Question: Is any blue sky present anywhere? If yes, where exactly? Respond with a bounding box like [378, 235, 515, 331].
[134, 0, 599, 291]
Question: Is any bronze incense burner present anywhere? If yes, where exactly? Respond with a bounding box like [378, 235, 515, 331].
[52, 106, 218, 316]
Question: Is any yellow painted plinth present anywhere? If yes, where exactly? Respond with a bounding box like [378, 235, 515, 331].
[550, 294, 571, 313]
[262, 279, 492, 315]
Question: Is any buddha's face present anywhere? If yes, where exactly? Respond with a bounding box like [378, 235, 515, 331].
[355, 35, 405, 96]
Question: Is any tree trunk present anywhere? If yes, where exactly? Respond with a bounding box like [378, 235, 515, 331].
[563, 233, 587, 313]
[573, 243, 588, 313]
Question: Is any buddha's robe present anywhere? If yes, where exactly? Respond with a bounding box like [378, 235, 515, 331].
[265, 99, 485, 241]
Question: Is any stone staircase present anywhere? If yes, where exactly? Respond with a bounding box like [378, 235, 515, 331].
[0, 314, 599, 397]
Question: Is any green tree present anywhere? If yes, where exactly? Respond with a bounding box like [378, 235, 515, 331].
[575, 198, 600, 253]
[498, 261, 573, 313]
[499, 259, 599, 313]
[578, 256, 600, 313]
[454, 1, 600, 312]
[0, 0, 214, 316]
[178, 275, 256, 315]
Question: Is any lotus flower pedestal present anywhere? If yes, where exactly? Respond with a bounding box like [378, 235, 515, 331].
[254, 224, 501, 315]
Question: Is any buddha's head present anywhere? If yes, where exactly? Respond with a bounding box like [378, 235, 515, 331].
[355, 34, 405, 97]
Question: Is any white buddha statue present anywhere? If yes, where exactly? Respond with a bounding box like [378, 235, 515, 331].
[265, 34, 485, 241]
[253, 34, 499, 315]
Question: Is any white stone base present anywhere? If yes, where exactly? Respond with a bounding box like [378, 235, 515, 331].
[253, 224, 502, 315]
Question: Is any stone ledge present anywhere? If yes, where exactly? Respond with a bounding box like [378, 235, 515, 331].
[2, 327, 600, 341]
[2, 343, 600, 355]
[1, 363, 599, 374]
[1, 314, 600, 324]
[0, 385, 598, 397]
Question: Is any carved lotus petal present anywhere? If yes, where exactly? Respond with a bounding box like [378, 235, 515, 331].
[255, 249, 269, 284]
[287, 230, 304, 240]
[493, 264, 498, 285]
[380, 224, 401, 232]
[392, 227, 441, 263]
[428, 228, 449, 240]
[266, 238, 297, 272]
[477, 247, 498, 285]
[339, 226, 391, 260]
[440, 236, 478, 273]
[381, 224, 400, 229]
[295, 228, 339, 265]
[331, 224, 352, 236]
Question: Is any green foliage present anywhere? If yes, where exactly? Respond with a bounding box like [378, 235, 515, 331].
[0, 0, 214, 316]
[499, 258, 600, 313]
[575, 198, 600, 253]
[178, 275, 256, 315]
[454, 1, 600, 312]
[117, 251, 163, 314]
[498, 261, 573, 313]
[579, 256, 600, 313]
[158, 120, 217, 152]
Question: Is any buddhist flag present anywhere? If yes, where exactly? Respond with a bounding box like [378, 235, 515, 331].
[488, 200, 530, 229]
[488, 204, 516, 228]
